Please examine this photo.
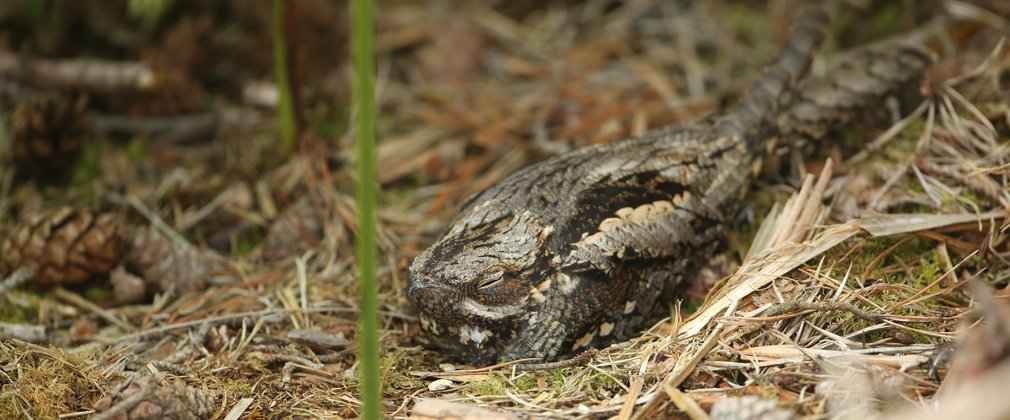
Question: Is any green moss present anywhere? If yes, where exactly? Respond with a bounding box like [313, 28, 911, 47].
[547, 368, 571, 388]
[513, 373, 537, 391]
[936, 188, 992, 213]
[225, 380, 253, 394]
[838, 127, 871, 153]
[914, 249, 944, 288]
[870, 3, 903, 38]
[467, 374, 508, 397]
[843, 236, 938, 282]
[125, 137, 146, 163]
[726, 4, 770, 48]
[310, 102, 348, 141]
[246, 358, 265, 371]
[379, 185, 419, 208]
[682, 298, 706, 315]
[811, 235, 956, 339]
[896, 327, 933, 344]
[512, 368, 585, 394]
[378, 350, 423, 392]
[584, 371, 622, 397]
[229, 224, 263, 255]
[81, 285, 114, 305]
[0, 294, 39, 323]
[70, 139, 101, 185]
[832, 3, 909, 48]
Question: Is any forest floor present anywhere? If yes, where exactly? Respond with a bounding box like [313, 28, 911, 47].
[1, 1, 1009, 418]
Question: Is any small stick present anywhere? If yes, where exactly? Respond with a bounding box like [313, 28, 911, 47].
[91, 378, 157, 420]
[0, 321, 46, 342]
[514, 348, 598, 372]
[0, 51, 156, 92]
[245, 350, 322, 368]
[52, 287, 135, 332]
[916, 157, 1009, 206]
[0, 266, 34, 294]
[118, 306, 415, 342]
[764, 300, 884, 323]
[124, 357, 188, 376]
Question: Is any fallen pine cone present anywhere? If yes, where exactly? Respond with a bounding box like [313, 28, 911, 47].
[0, 206, 124, 289]
[9, 93, 90, 183]
[93, 375, 214, 420]
[127, 225, 224, 294]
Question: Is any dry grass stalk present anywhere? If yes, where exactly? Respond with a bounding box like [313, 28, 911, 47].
[635, 160, 844, 414]
[3, 2, 1010, 419]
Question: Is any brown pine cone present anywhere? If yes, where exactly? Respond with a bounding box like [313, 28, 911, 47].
[0, 207, 124, 289]
[93, 375, 215, 420]
[9, 94, 90, 183]
[128, 225, 223, 294]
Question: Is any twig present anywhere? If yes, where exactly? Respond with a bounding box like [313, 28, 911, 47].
[0, 50, 155, 92]
[0, 322, 46, 343]
[764, 300, 884, 323]
[90, 377, 157, 420]
[287, 328, 349, 350]
[915, 157, 1010, 206]
[163, 323, 210, 364]
[124, 357, 188, 376]
[52, 287, 135, 332]
[90, 112, 218, 143]
[0, 266, 34, 294]
[514, 348, 598, 372]
[58, 410, 96, 419]
[117, 306, 415, 342]
[117, 194, 193, 250]
[246, 350, 322, 368]
[868, 163, 911, 210]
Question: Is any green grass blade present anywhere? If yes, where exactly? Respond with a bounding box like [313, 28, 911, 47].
[273, 0, 297, 155]
[351, 0, 381, 418]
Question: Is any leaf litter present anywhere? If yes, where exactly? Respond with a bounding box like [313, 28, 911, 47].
[0, 1, 1009, 418]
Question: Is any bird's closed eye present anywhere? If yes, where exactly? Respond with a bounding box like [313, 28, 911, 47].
[477, 273, 504, 290]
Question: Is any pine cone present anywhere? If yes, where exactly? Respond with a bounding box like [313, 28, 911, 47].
[0, 207, 124, 289]
[9, 94, 89, 183]
[93, 375, 215, 420]
[128, 225, 223, 293]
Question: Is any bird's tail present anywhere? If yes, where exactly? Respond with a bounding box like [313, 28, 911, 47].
[719, 8, 830, 145]
[776, 41, 936, 143]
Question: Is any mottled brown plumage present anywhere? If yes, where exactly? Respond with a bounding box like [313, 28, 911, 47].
[407, 10, 935, 364]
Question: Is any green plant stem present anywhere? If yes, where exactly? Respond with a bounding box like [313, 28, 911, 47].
[351, 0, 380, 418]
[273, 0, 297, 155]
